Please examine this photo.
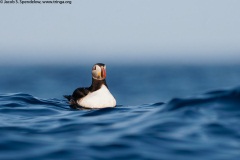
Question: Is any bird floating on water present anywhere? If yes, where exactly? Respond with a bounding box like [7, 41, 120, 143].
[64, 63, 116, 109]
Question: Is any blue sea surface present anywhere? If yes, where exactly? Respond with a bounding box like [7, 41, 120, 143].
[0, 65, 240, 160]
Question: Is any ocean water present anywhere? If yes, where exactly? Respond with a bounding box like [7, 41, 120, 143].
[0, 65, 240, 160]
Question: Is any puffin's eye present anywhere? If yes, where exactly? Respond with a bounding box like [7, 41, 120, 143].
[92, 65, 96, 70]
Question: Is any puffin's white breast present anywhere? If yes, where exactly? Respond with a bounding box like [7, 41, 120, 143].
[77, 85, 116, 109]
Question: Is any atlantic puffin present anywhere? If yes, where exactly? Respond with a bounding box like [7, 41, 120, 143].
[64, 63, 116, 109]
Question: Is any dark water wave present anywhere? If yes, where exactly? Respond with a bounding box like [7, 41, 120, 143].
[1, 88, 240, 160]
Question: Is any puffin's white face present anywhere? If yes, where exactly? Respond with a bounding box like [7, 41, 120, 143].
[92, 63, 107, 80]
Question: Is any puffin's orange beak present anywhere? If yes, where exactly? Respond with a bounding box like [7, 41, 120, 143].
[101, 67, 106, 78]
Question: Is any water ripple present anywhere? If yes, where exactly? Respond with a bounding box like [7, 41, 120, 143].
[0, 88, 240, 159]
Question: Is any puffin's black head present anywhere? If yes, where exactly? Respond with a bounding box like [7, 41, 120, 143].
[92, 63, 107, 80]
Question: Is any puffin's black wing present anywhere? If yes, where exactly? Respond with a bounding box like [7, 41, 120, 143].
[64, 88, 90, 109]
[63, 95, 72, 101]
[72, 87, 90, 100]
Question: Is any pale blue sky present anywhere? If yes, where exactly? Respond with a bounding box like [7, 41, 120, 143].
[0, 0, 240, 65]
